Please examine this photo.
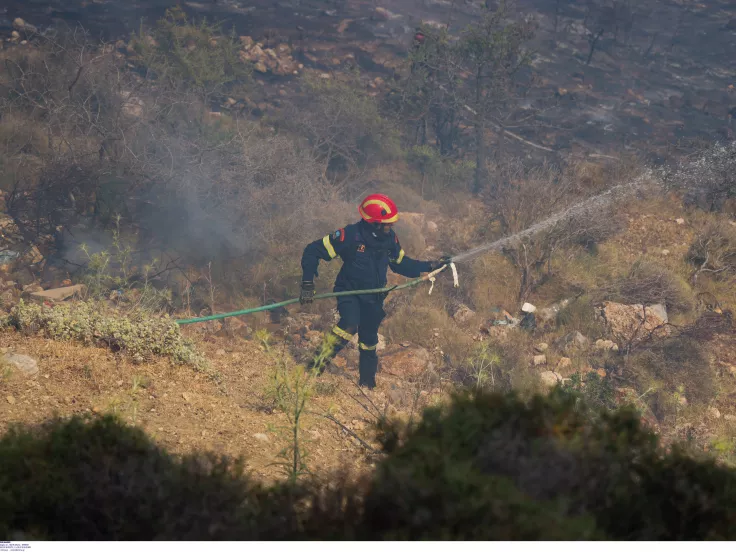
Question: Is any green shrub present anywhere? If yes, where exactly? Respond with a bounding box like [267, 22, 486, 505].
[5, 391, 736, 539]
[5, 301, 206, 370]
[629, 337, 715, 421]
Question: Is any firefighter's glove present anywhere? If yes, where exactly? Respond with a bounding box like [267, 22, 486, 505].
[428, 256, 452, 272]
[300, 281, 315, 305]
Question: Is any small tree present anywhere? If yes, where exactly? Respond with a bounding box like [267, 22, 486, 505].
[456, 1, 536, 194]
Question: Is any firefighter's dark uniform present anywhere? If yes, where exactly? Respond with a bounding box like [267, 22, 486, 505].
[301, 220, 433, 388]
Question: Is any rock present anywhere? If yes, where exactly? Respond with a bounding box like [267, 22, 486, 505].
[22, 283, 43, 294]
[725, 414, 736, 422]
[539, 371, 561, 389]
[29, 284, 86, 303]
[215, 349, 226, 356]
[10, 31, 20, 41]
[6, 395, 16, 405]
[453, 304, 475, 325]
[594, 339, 619, 352]
[22, 245, 43, 264]
[380, 345, 432, 377]
[319, 73, 331, 79]
[555, 331, 590, 353]
[240, 36, 254, 49]
[707, 407, 721, 420]
[253, 433, 270, 443]
[557, 357, 572, 370]
[675, 218, 685, 225]
[521, 302, 537, 313]
[661, 249, 670, 256]
[13, 18, 38, 34]
[534, 343, 549, 353]
[254, 61, 268, 73]
[182, 392, 191, 402]
[3, 353, 38, 377]
[533, 355, 547, 366]
[596, 368, 607, 378]
[373, 7, 391, 20]
[598, 301, 671, 346]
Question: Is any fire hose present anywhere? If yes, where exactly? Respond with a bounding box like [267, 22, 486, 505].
[175, 262, 459, 325]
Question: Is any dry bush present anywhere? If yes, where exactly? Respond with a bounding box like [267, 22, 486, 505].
[629, 338, 715, 424]
[664, 141, 736, 213]
[383, 291, 473, 367]
[482, 158, 627, 301]
[465, 252, 520, 314]
[686, 218, 736, 285]
[594, 260, 695, 314]
[556, 295, 607, 338]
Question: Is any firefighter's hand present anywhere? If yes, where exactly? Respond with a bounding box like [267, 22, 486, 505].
[428, 256, 452, 271]
[300, 281, 315, 305]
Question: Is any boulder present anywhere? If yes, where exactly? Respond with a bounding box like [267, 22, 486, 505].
[521, 302, 537, 313]
[554, 331, 590, 353]
[594, 339, 619, 352]
[29, 284, 86, 303]
[373, 7, 391, 20]
[598, 301, 671, 346]
[707, 407, 721, 420]
[452, 304, 475, 325]
[533, 354, 547, 366]
[3, 353, 38, 377]
[556, 357, 573, 376]
[380, 345, 433, 378]
[539, 371, 561, 389]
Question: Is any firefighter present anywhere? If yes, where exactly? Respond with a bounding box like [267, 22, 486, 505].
[300, 194, 449, 389]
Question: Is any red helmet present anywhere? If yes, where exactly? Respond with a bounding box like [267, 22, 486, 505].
[359, 193, 399, 224]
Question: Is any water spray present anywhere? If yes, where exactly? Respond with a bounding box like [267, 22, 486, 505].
[176, 171, 660, 325]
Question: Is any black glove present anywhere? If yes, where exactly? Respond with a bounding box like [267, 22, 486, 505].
[300, 281, 315, 305]
[428, 255, 452, 271]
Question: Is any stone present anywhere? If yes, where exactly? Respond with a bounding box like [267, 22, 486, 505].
[6, 395, 16, 405]
[3, 353, 38, 377]
[707, 407, 721, 420]
[374, 7, 391, 20]
[534, 343, 549, 353]
[661, 249, 670, 256]
[22, 283, 43, 294]
[380, 345, 432, 377]
[555, 331, 590, 353]
[521, 302, 537, 313]
[539, 371, 561, 389]
[452, 304, 476, 325]
[29, 284, 86, 303]
[254, 61, 268, 73]
[596, 368, 607, 378]
[182, 392, 191, 402]
[594, 339, 619, 352]
[675, 218, 685, 225]
[533, 354, 547, 366]
[598, 301, 671, 346]
[725, 414, 736, 422]
[557, 357, 573, 374]
[240, 36, 254, 49]
[253, 433, 270, 443]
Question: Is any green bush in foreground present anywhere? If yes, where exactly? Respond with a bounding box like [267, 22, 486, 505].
[5, 301, 206, 369]
[2, 390, 736, 540]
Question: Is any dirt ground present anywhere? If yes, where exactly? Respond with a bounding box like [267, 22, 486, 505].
[0, 322, 447, 483]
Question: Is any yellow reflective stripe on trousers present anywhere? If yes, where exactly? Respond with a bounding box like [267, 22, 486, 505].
[397, 249, 405, 264]
[359, 342, 377, 351]
[323, 235, 337, 259]
[332, 326, 354, 341]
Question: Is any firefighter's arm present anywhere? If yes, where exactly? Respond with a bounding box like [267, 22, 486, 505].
[388, 236, 433, 278]
[301, 228, 348, 282]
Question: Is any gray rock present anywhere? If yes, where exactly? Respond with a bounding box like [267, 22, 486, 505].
[4, 353, 38, 377]
[539, 371, 561, 389]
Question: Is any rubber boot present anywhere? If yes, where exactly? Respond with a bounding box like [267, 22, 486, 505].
[358, 349, 378, 389]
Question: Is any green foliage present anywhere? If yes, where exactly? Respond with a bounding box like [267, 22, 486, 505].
[6, 300, 206, 370]
[406, 145, 475, 198]
[5, 392, 736, 539]
[629, 337, 716, 422]
[79, 218, 172, 314]
[560, 371, 618, 413]
[131, 6, 250, 100]
[290, 72, 401, 176]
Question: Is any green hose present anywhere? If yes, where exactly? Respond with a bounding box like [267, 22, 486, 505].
[176, 265, 449, 325]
